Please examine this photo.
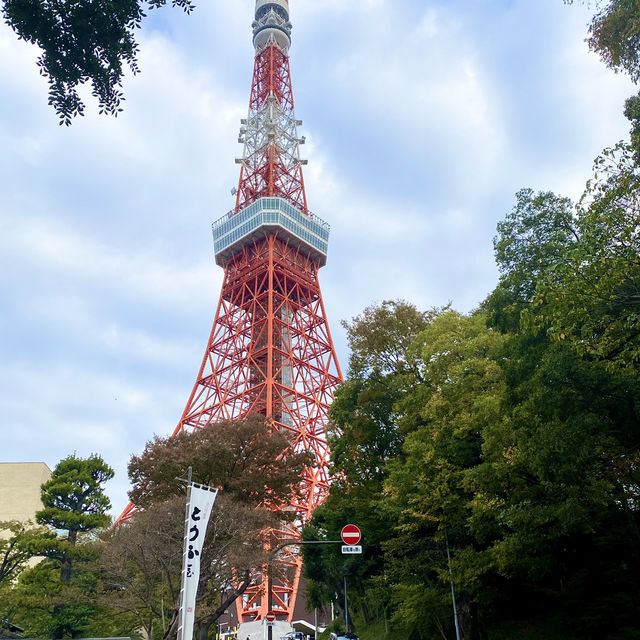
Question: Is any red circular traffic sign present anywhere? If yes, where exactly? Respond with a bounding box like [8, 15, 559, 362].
[265, 612, 276, 622]
[341, 524, 361, 545]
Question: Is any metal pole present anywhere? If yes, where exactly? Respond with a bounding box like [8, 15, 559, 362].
[445, 533, 461, 640]
[343, 576, 348, 632]
[267, 564, 273, 640]
[177, 466, 194, 640]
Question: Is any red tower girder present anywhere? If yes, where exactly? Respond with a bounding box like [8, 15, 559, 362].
[177, 235, 340, 464]
[115, 0, 341, 624]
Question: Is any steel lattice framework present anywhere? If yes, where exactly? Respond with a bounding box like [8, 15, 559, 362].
[235, 44, 308, 215]
[115, 0, 342, 625]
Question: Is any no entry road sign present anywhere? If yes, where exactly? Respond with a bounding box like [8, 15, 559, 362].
[341, 524, 361, 545]
[265, 611, 276, 622]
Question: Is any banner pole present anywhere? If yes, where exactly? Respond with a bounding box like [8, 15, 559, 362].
[177, 467, 193, 640]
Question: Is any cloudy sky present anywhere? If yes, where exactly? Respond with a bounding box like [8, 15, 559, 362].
[0, 0, 635, 518]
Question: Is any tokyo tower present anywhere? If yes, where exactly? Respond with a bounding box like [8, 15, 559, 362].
[117, 0, 342, 625]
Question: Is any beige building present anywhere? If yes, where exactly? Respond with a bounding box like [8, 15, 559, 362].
[0, 462, 51, 525]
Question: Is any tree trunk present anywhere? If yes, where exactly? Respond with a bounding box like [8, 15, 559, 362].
[195, 571, 254, 632]
[198, 618, 215, 640]
[163, 608, 179, 640]
[60, 529, 78, 586]
[457, 594, 486, 640]
[51, 615, 64, 640]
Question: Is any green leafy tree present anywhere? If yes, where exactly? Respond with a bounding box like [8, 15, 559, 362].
[315, 294, 640, 639]
[0, 521, 51, 587]
[102, 415, 313, 639]
[4, 556, 111, 639]
[491, 149, 640, 371]
[2, 0, 194, 124]
[0, 521, 54, 636]
[304, 301, 440, 632]
[382, 308, 640, 638]
[487, 188, 576, 332]
[329, 300, 438, 487]
[565, 0, 640, 82]
[537, 143, 640, 369]
[36, 454, 114, 585]
[382, 311, 508, 640]
[565, 0, 640, 160]
[3, 454, 115, 638]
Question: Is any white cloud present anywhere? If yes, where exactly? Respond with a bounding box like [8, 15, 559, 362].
[0, 0, 637, 516]
[0, 214, 219, 307]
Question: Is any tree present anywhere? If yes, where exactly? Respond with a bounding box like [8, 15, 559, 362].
[304, 302, 440, 633]
[487, 188, 576, 332]
[4, 454, 115, 638]
[0, 522, 54, 637]
[380, 307, 640, 638]
[493, 189, 576, 300]
[36, 454, 114, 584]
[0, 521, 51, 588]
[5, 558, 100, 638]
[101, 494, 273, 640]
[563, 0, 640, 83]
[2, 0, 194, 125]
[540, 143, 640, 369]
[329, 300, 439, 487]
[564, 0, 640, 160]
[310, 292, 640, 638]
[491, 149, 640, 372]
[381, 311, 509, 640]
[128, 414, 312, 510]
[102, 415, 313, 639]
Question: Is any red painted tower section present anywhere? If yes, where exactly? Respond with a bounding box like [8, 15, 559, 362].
[116, 0, 342, 625]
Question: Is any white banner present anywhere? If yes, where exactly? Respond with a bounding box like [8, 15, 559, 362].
[177, 483, 218, 640]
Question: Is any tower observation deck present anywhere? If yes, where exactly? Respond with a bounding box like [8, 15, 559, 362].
[116, 0, 343, 626]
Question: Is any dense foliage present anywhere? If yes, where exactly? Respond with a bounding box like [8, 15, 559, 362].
[1, 455, 115, 638]
[303, 145, 640, 639]
[103, 415, 313, 639]
[2, 0, 193, 124]
[304, 99, 640, 638]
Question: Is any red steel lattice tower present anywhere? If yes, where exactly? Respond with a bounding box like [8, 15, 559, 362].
[117, 0, 342, 625]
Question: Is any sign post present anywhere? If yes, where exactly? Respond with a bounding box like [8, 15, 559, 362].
[340, 525, 362, 633]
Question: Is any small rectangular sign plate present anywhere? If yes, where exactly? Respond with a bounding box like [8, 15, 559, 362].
[341, 545, 362, 554]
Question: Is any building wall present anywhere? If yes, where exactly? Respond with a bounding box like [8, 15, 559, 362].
[0, 462, 51, 525]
